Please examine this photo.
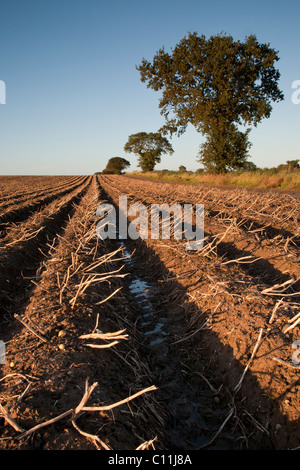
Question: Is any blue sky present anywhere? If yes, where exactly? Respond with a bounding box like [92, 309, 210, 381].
[0, 0, 299, 175]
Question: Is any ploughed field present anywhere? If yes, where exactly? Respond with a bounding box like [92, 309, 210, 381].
[0, 174, 299, 450]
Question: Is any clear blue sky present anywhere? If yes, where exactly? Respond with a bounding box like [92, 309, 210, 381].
[0, 0, 299, 175]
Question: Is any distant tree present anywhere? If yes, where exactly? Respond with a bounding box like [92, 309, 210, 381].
[137, 31, 284, 173]
[286, 159, 300, 170]
[102, 157, 130, 174]
[243, 161, 259, 171]
[124, 132, 174, 172]
[178, 165, 187, 172]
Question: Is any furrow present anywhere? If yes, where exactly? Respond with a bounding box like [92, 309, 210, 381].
[0, 176, 89, 236]
[0, 176, 91, 320]
[97, 174, 300, 450]
[0, 175, 161, 450]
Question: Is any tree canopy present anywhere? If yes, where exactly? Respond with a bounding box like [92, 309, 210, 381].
[124, 131, 174, 172]
[137, 32, 284, 173]
[102, 157, 130, 174]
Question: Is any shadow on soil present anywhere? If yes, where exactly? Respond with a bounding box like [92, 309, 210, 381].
[99, 188, 300, 451]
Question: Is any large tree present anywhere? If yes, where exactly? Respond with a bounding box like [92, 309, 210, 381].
[137, 32, 284, 173]
[124, 131, 174, 172]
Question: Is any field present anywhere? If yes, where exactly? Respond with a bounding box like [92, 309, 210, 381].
[0, 174, 299, 450]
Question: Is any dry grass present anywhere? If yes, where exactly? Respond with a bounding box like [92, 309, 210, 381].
[128, 169, 300, 190]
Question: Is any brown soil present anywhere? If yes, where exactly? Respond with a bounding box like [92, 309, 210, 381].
[0, 174, 299, 451]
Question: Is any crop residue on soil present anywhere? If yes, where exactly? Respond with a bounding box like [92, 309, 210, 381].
[0, 174, 299, 450]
